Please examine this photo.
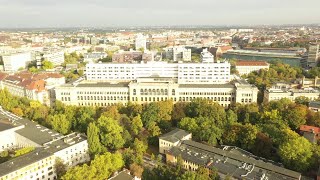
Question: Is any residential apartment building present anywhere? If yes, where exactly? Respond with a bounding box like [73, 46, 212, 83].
[163, 46, 191, 62]
[41, 51, 65, 66]
[235, 61, 269, 75]
[307, 44, 319, 68]
[84, 52, 107, 63]
[160, 129, 301, 180]
[0, 52, 32, 72]
[264, 83, 320, 102]
[86, 61, 231, 84]
[135, 34, 147, 50]
[0, 107, 90, 180]
[55, 78, 258, 107]
[112, 50, 143, 63]
[200, 49, 214, 63]
[0, 72, 65, 106]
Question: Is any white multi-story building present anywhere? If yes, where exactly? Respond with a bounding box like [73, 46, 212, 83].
[0, 107, 90, 180]
[1, 52, 32, 72]
[84, 52, 107, 63]
[86, 61, 230, 84]
[55, 78, 258, 108]
[164, 46, 191, 62]
[235, 61, 269, 75]
[264, 83, 320, 102]
[200, 49, 214, 63]
[135, 34, 147, 50]
[41, 51, 65, 66]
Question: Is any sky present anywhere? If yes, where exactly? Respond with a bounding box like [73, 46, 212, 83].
[0, 0, 319, 28]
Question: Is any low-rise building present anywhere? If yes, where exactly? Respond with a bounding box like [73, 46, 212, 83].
[235, 61, 269, 75]
[300, 125, 320, 144]
[0, 107, 90, 180]
[159, 129, 192, 154]
[160, 129, 301, 180]
[309, 101, 320, 112]
[0, 72, 65, 106]
[264, 83, 320, 102]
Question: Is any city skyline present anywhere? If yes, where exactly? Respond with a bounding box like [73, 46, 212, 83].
[1, 0, 320, 28]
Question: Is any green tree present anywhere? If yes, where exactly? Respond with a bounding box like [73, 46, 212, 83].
[131, 115, 143, 136]
[48, 114, 71, 134]
[87, 123, 104, 156]
[62, 152, 124, 180]
[42, 60, 54, 70]
[279, 137, 313, 172]
[97, 116, 125, 150]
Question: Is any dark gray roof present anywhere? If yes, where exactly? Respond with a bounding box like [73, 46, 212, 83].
[109, 171, 134, 180]
[309, 101, 320, 109]
[178, 84, 234, 89]
[0, 148, 52, 177]
[0, 118, 18, 132]
[159, 128, 191, 143]
[167, 140, 301, 180]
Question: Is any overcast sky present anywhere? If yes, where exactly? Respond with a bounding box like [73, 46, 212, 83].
[0, 0, 319, 28]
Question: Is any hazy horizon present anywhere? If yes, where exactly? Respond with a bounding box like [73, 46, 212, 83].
[1, 0, 320, 28]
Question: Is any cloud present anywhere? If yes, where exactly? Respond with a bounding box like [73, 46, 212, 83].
[0, 0, 319, 28]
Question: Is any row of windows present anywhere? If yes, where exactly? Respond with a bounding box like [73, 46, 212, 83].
[77, 96, 128, 101]
[76, 91, 128, 95]
[179, 92, 234, 96]
[241, 98, 252, 103]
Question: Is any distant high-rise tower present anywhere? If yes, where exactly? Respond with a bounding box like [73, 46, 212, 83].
[135, 34, 147, 51]
[308, 44, 320, 68]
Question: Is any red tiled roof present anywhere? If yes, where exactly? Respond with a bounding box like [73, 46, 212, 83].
[235, 61, 269, 66]
[0, 72, 8, 81]
[220, 46, 233, 52]
[300, 125, 320, 134]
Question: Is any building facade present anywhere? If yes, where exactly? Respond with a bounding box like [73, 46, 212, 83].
[86, 61, 231, 84]
[0, 107, 90, 180]
[235, 61, 269, 75]
[264, 83, 320, 102]
[55, 78, 258, 107]
[1, 52, 32, 72]
[164, 46, 191, 62]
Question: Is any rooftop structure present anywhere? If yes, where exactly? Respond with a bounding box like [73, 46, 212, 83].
[223, 49, 304, 67]
[0, 106, 90, 180]
[161, 129, 301, 180]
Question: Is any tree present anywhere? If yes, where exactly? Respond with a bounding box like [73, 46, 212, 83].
[62, 152, 124, 180]
[42, 60, 54, 70]
[283, 104, 307, 130]
[295, 96, 310, 106]
[102, 105, 121, 121]
[172, 102, 188, 121]
[11, 107, 24, 116]
[87, 123, 104, 156]
[97, 116, 125, 150]
[131, 115, 143, 136]
[178, 117, 199, 134]
[279, 137, 313, 172]
[48, 114, 71, 135]
[54, 158, 67, 179]
[129, 163, 144, 178]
